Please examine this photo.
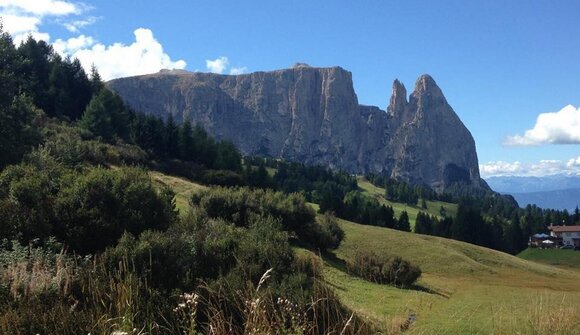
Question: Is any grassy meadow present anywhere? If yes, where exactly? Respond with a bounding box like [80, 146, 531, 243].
[154, 171, 580, 334]
[518, 248, 580, 270]
[321, 219, 580, 334]
[357, 176, 458, 228]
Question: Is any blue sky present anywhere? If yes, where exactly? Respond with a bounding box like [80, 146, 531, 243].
[2, 0, 579, 177]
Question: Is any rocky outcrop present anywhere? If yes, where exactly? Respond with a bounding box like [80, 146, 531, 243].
[108, 65, 484, 192]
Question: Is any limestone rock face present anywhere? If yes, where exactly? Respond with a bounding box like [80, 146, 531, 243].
[108, 67, 483, 191]
[387, 75, 482, 191]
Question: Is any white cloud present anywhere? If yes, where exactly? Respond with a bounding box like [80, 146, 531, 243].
[0, 0, 82, 43]
[206, 56, 229, 74]
[1, 13, 50, 43]
[230, 66, 248, 75]
[62, 16, 99, 33]
[567, 156, 580, 168]
[53, 34, 94, 53]
[205, 57, 248, 75]
[480, 161, 525, 177]
[505, 105, 580, 146]
[480, 157, 580, 177]
[55, 28, 186, 80]
[0, 0, 79, 16]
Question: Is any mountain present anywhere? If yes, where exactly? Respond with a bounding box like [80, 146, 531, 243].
[485, 174, 580, 193]
[485, 174, 580, 211]
[511, 188, 580, 211]
[108, 65, 484, 192]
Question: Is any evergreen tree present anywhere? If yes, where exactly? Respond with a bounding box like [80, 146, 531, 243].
[177, 119, 194, 160]
[17, 36, 53, 112]
[414, 212, 432, 235]
[504, 213, 525, 254]
[0, 23, 20, 108]
[215, 140, 242, 171]
[0, 27, 42, 168]
[192, 125, 217, 167]
[89, 64, 104, 93]
[79, 88, 129, 142]
[396, 211, 411, 232]
[0, 94, 43, 168]
[164, 113, 179, 158]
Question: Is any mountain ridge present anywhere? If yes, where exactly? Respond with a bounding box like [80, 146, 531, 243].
[108, 65, 485, 192]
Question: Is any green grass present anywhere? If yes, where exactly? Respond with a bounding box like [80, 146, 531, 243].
[149, 171, 207, 214]
[320, 218, 580, 334]
[152, 170, 580, 333]
[518, 248, 580, 270]
[357, 176, 458, 228]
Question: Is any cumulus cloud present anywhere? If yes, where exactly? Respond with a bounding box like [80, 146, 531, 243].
[206, 56, 229, 74]
[480, 157, 580, 177]
[55, 28, 186, 80]
[0, 14, 49, 43]
[505, 105, 580, 146]
[567, 157, 580, 168]
[230, 66, 248, 75]
[0, 0, 79, 16]
[205, 57, 248, 75]
[0, 0, 83, 43]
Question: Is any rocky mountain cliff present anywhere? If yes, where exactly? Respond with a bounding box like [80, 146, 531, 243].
[108, 65, 484, 192]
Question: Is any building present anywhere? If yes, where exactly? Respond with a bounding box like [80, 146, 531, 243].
[528, 233, 561, 248]
[548, 225, 580, 247]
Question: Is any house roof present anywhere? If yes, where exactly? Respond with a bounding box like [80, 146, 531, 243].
[549, 225, 580, 233]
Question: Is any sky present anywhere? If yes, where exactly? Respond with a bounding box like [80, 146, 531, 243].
[1, 0, 579, 178]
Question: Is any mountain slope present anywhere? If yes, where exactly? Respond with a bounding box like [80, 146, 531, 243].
[108, 65, 485, 192]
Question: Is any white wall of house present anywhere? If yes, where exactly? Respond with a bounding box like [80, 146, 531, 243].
[553, 231, 580, 245]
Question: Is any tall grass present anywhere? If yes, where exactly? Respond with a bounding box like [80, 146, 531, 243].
[490, 293, 580, 335]
[0, 245, 375, 334]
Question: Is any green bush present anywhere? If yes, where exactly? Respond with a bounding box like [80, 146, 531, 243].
[201, 169, 245, 186]
[0, 164, 177, 254]
[346, 250, 421, 287]
[191, 187, 342, 250]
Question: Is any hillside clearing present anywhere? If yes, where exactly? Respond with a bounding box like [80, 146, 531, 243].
[357, 177, 458, 227]
[149, 171, 207, 213]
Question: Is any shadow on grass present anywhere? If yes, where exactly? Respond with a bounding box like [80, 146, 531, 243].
[321, 250, 450, 299]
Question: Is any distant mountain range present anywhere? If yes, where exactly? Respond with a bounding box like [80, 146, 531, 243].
[485, 174, 580, 211]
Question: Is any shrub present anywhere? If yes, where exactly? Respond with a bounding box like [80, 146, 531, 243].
[202, 169, 245, 187]
[191, 187, 342, 250]
[0, 164, 177, 254]
[54, 167, 177, 254]
[346, 250, 421, 287]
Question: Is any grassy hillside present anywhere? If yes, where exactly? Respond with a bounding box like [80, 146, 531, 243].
[152, 170, 580, 334]
[357, 176, 458, 227]
[320, 219, 580, 334]
[518, 248, 580, 270]
[149, 171, 207, 213]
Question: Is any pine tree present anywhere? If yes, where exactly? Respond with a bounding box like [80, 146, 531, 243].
[396, 211, 411, 232]
[164, 113, 179, 158]
[90, 64, 104, 93]
[504, 213, 525, 254]
[415, 212, 432, 235]
[79, 89, 129, 142]
[177, 119, 194, 160]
